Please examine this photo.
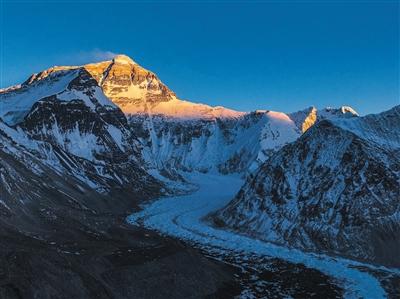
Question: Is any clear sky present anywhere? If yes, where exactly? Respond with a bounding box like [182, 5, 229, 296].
[1, 0, 399, 115]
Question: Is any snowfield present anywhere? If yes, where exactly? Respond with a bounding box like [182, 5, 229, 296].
[127, 173, 398, 298]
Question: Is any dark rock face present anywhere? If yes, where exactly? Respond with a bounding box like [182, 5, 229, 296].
[214, 106, 400, 267]
[13, 68, 162, 197]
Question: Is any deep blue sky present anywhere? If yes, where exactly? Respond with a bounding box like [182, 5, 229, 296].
[1, 1, 399, 115]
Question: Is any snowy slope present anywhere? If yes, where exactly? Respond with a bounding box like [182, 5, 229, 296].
[129, 110, 300, 174]
[129, 105, 359, 174]
[289, 105, 358, 133]
[0, 67, 164, 197]
[0, 69, 80, 125]
[2, 54, 360, 176]
[83, 55, 360, 173]
[214, 106, 400, 267]
[0, 119, 107, 214]
[4, 54, 399, 297]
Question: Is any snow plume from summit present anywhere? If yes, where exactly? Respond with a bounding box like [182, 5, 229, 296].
[58, 49, 118, 66]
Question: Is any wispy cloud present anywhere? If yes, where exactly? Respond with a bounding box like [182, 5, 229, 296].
[58, 49, 118, 66]
[86, 49, 117, 62]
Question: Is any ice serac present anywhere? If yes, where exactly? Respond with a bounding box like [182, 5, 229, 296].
[214, 106, 400, 267]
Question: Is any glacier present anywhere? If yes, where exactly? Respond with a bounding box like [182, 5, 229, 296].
[127, 172, 398, 298]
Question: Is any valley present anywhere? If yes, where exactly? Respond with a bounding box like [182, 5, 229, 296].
[128, 172, 400, 298]
[0, 54, 399, 298]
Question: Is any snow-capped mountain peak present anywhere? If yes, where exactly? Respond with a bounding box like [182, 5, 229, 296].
[0, 67, 118, 125]
[2, 55, 363, 178]
[214, 105, 400, 266]
[8, 54, 242, 121]
[320, 105, 359, 118]
[288, 105, 358, 133]
[0, 55, 364, 177]
[112, 54, 137, 65]
[84, 55, 244, 120]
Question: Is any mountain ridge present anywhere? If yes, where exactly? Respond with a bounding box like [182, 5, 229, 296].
[1, 54, 360, 122]
[0, 55, 398, 299]
[1, 54, 360, 175]
[213, 105, 400, 267]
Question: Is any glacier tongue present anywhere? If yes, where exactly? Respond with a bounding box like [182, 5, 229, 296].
[128, 172, 393, 299]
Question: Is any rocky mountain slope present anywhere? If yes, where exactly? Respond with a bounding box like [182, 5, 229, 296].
[1, 54, 328, 298]
[0, 59, 239, 299]
[84, 55, 358, 173]
[0, 54, 366, 230]
[130, 106, 359, 174]
[1, 54, 398, 297]
[1, 66, 164, 197]
[0, 125, 237, 298]
[2, 55, 358, 175]
[289, 105, 359, 133]
[213, 106, 400, 267]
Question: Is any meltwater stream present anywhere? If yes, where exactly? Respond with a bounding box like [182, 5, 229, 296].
[128, 173, 395, 298]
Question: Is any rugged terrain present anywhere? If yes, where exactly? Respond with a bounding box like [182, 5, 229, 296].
[0, 57, 240, 298]
[2, 54, 358, 175]
[214, 106, 400, 267]
[1, 54, 398, 298]
[0, 125, 236, 298]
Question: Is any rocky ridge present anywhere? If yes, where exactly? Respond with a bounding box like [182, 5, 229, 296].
[213, 106, 400, 267]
